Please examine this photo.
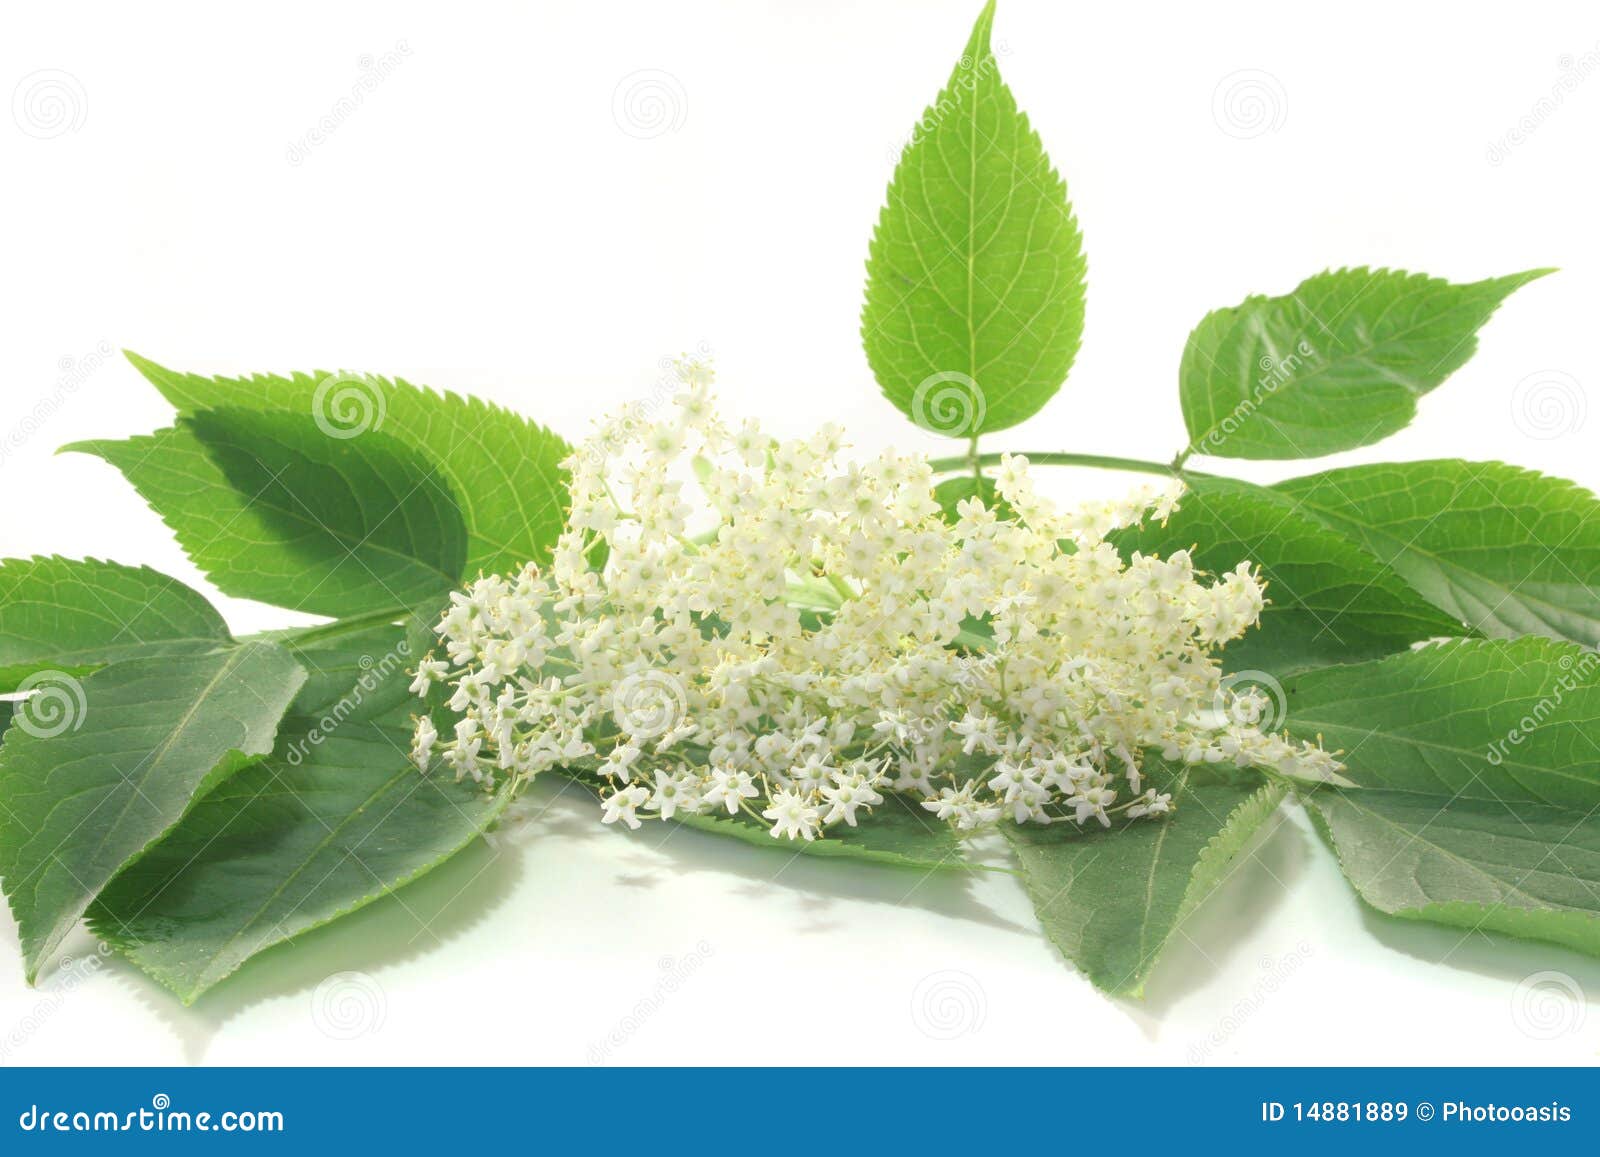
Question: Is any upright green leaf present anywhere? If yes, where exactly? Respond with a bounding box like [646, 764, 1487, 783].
[1112, 477, 1462, 675]
[861, 0, 1087, 436]
[88, 711, 512, 1003]
[1004, 760, 1284, 995]
[1295, 638, 1600, 956]
[123, 352, 572, 578]
[66, 408, 467, 618]
[1180, 268, 1549, 460]
[0, 642, 305, 980]
[0, 556, 231, 691]
[1276, 460, 1600, 648]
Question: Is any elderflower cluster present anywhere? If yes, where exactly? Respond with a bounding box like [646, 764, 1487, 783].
[409, 359, 1340, 841]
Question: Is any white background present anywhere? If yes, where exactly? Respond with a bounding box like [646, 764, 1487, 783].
[2, 0, 1598, 1065]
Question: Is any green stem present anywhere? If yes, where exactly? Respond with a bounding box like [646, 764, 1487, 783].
[928, 451, 1188, 479]
[246, 605, 410, 649]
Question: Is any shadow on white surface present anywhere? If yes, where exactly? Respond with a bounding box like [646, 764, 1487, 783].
[99, 835, 527, 1063]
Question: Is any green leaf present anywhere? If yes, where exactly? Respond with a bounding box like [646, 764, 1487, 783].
[88, 711, 512, 1003]
[1283, 637, 1600, 808]
[1306, 788, 1600, 957]
[1180, 268, 1550, 460]
[0, 556, 231, 691]
[554, 769, 975, 871]
[265, 614, 429, 722]
[861, 0, 1087, 436]
[933, 474, 1012, 523]
[0, 641, 305, 981]
[678, 794, 978, 871]
[1111, 477, 1462, 674]
[1004, 760, 1284, 996]
[123, 352, 572, 579]
[66, 408, 467, 618]
[1295, 637, 1600, 956]
[1276, 460, 1600, 649]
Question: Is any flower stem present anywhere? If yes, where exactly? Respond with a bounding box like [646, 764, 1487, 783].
[928, 451, 1188, 479]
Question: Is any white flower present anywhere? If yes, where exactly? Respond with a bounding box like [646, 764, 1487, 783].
[820, 775, 883, 827]
[408, 657, 449, 697]
[648, 768, 702, 820]
[1126, 789, 1173, 819]
[703, 767, 759, 814]
[411, 375, 1339, 842]
[601, 784, 650, 830]
[410, 715, 437, 771]
[763, 788, 821, 841]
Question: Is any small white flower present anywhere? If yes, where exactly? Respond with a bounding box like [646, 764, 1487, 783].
[410, 716, 438, 771]
[601, 784, 650, 830]
[408, 657, 450, 697]
[703, 767, 759, 815]
[763, 788, 821, 841]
